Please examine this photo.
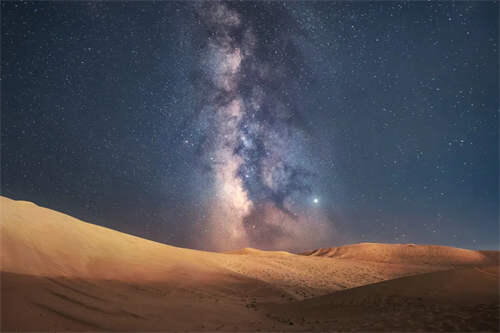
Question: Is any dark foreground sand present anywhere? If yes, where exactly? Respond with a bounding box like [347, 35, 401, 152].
[1, 196, 498, 331]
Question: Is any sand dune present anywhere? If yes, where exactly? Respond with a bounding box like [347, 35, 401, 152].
[303, 242, 494, 266]
[1, 197, 226, 281]
[1, 196, 498, 331]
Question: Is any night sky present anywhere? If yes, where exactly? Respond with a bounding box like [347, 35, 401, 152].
[2, 1, 498, 251]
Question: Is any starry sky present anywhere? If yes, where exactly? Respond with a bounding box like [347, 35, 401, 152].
[2, 1, 498, 251]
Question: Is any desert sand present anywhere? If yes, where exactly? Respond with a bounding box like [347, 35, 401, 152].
[1, 196, 498, 331]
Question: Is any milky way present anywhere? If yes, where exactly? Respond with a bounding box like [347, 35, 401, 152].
[3, 1, 497, 252]
[191, 2, 333, 251]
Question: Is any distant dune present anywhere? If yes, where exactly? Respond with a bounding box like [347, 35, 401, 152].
[1, 196, 498, 331]
[302, 242, 495, 266]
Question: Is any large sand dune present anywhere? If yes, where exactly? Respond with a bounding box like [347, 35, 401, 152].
[1, 196, 498, 331]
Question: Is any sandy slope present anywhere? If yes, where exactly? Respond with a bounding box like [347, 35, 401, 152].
[1, 197, 226, 281]
[1, 196, 498, 331]
[264, 265, 499, 331]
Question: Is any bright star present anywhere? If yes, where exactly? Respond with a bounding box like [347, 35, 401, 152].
[313, 197, 319, 204]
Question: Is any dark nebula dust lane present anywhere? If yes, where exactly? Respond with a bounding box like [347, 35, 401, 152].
[1, 1, 498, 251]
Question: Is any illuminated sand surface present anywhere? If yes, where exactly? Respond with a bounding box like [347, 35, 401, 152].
[1, 196, 498, 331]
